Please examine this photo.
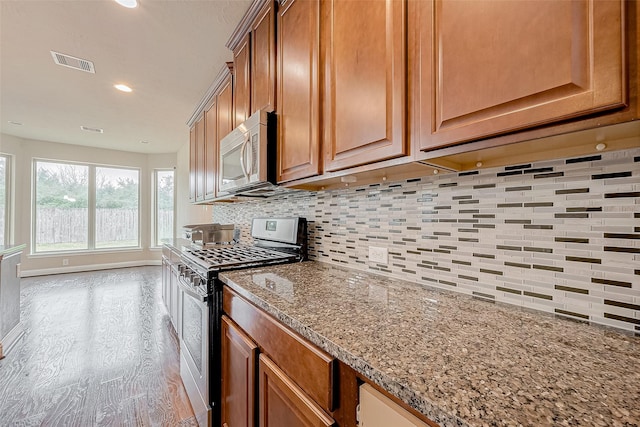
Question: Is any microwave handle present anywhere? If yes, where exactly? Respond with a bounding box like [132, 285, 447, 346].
[240, 135, 249, 179]
[246, 134, 254, 176]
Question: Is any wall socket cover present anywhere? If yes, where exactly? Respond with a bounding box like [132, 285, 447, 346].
[369, 246, 388, 264]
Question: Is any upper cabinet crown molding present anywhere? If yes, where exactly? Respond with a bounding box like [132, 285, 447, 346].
[226, 0, 271, 51]
[187, 62, 234, 128]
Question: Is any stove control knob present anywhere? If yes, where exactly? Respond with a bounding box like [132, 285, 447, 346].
[192, 276, 201, 287]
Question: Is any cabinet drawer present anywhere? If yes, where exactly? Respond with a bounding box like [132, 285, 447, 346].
[223, 286, 335, 412]
[259, 354, 335, 427]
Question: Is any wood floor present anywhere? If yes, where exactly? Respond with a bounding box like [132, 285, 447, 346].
[0, 266, 197, 426]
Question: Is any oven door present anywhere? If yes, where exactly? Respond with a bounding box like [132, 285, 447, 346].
[177, 275, 211, 427]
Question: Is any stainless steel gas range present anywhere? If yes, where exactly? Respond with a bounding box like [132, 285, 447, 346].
[175, 217, 307, 427]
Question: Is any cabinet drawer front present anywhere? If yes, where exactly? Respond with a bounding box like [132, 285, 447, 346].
[223, 286, 335, 412]
[259, 354, 335, 427]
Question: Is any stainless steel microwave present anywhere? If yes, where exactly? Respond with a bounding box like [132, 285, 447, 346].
[218, 109, 278, 196]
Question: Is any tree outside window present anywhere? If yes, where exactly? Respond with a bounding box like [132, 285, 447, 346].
[34, 161, 89, 252]
[155, 170, 174, 246]
[96, 167, 139, 248]
[33, 160, 140, 253]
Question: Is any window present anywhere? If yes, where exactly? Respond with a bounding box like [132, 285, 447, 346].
[96, 167, 139, 248]
[154, 169, 174, 246]
[35, 161, 89, 252]
[0, 154, 10, 245]
[33, 160, 140, 253]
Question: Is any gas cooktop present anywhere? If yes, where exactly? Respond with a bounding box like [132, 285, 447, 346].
[179, 217, 307, 280]
[182, 244, 299, 272]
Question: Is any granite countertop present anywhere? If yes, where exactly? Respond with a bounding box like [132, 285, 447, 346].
[220, 261, 640, 427]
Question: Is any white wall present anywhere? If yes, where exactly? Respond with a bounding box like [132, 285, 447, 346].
[0, 133, 178, 276]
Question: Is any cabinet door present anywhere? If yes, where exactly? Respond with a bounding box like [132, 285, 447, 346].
[234, 34, 251, 127]
[222, 316, 258, 427]
[204, 97, 218, 200]
[189, 125, 197, 203]
[251, 0, 276, 114]
[170, 265, 180, 333]
[195, 115, 205, 202]
[218, 74, 234, 153]
[259, 354, 335, 427]
[277, 0, 321, 183]
[161, 257, 169, 309]
[415, 0, 626, 151]
[323, 0, 406, 172]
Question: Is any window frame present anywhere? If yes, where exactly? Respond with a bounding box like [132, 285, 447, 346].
[152, 168, 176, 248]
[31, 158, 142, 255]
[0, 153, 12, 246]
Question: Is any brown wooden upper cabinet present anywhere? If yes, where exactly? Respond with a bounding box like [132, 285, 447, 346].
[189, 123, 197, 203]
[217, 72, 235, 160]
[188, 64, 233, 203]
[203, 70, 234, 201]
[322, 0, 407, 172]
[414, 0, 627, 151]
[233, 34, 251, 127]
[204, 97, 218, 200]
[195, 114, 205, 202]
[251, 0, 277, 114]
[276, 0, 322, 183]
[229, 0, 277, 123]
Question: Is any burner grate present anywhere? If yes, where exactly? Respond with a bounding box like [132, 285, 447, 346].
[182, 245, 297, 271]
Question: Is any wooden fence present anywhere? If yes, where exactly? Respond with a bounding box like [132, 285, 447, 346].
[34, 208, 173, 244]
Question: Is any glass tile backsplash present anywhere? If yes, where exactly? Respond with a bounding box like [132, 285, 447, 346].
[214, 148, 640, 332]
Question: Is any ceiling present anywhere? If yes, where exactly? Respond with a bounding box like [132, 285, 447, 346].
[0, 0, 251, 154]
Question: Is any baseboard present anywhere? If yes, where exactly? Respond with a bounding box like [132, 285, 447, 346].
[0, 322, 25, 359]
[20, 260, 162, 277]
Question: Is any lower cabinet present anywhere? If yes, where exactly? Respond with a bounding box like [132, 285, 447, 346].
[169, 264, 180, 331]
[162, 256, 170, 308]
[161, 247, 181, 334]
[259, 354, 335, 427]
[221, 315, 258, 427]
[222, 287, 337, 427]
[358, 384, 431, 427]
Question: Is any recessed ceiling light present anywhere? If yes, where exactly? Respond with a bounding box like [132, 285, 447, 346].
[114, 84, 132, 92]
[140, 140, 150, 144]
[8, 121, 23, 125]
[115, 0, 138, 8]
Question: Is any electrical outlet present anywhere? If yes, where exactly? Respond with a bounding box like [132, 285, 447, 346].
[62, 258, 69, 266]
[368, 246, 388, 264]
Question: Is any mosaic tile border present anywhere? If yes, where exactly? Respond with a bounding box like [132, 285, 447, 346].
[214, 148, 640, 333]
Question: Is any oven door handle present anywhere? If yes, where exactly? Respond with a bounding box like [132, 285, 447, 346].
[177, 274, 209, 303]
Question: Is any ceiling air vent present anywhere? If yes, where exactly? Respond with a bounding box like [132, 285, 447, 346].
[51, 51, 95, 73]
[80, 126, 103, 133]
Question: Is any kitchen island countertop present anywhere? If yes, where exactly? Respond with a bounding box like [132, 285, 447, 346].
[0, 244, 26, 261]
[220, 261, 639, 427]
